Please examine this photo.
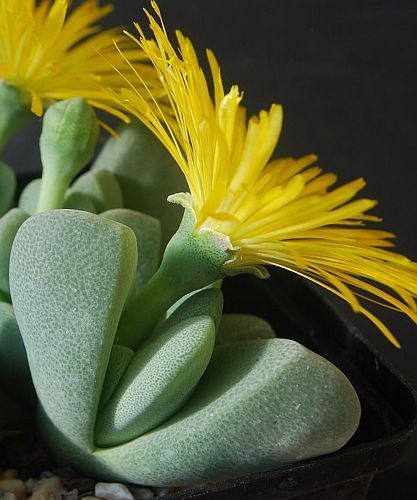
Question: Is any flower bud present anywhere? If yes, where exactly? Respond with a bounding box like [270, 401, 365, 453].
[37, 98, 98, 211]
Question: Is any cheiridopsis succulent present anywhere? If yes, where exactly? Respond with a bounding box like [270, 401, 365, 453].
[0, 98, 361, 486]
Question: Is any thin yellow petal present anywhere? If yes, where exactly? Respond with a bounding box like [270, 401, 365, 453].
[30, 89, 43, 116]
[110, 2, 417, 344]
[0, 0, 159, 119]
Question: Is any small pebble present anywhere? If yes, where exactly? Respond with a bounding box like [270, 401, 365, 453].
[0, 480, 26, 500]
[0, 471, 18, 480]
[95, 482, 134, 500]
[29, 476, 65, 499]
[62, 489, 79, 500]
[24, 479, 37, 496]
[0, 492, 18, 500]
[128, 487, 154, 500]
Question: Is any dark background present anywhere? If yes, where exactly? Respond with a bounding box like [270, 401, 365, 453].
[4, 1, 417, 497]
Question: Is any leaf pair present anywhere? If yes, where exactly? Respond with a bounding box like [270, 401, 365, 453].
[10, 209, 361, 486]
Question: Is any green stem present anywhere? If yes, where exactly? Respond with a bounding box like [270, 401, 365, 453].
[116, 264, 193, 350]
[0, 84, 31, 153]
[117, 202, 233, 350]
[36, 171, 70, 212]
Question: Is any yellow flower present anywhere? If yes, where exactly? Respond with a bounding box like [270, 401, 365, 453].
[113, 2, 417, 347]
[0, 0, 158, 120]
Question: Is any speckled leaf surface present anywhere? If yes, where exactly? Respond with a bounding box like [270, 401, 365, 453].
[0, 162, 16, 217]
[96, 289, 219, 435]
[94, 338, 360, 485]
[70, 170, 123, 213]
[92, 121, 187, 246]
[37, 338, 360, 486]
[103, 209, 161, 292]
[9, 210, 360, 487]
[9, 210, 137, 450]
[100, 345, 134, 408]
[0, 208, 29, 296]
[96, 314, 215, 447]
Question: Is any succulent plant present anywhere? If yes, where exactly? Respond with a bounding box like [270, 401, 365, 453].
[0, 97, 361, 486]
[1, 0, 415, 490]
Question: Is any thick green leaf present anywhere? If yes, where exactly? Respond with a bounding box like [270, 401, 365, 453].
[95, 315, 215, 447]
[37, 338, 360, 486]
[98, 289, 222, 442]
[103, 209, 161, 292]
[92, 120, 187, 247]
[161, 288, 223, 333]
[70, 170, 123, 213]
[100, 345, 134, 408]
[0, 162, 16, 217]
[0, 209, 29, 296]
[216, 314, 275, 345]
[63, 191, 97, 213]
[18, 178, 41, 215]
[94, 338, 360, 485]
[163, 282, 222, 320]
[10, 209, 137, 449]
[19, 180, 97, 215]
[9, 210, 360, 487]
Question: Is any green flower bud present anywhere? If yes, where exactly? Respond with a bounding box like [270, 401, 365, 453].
[37, 98, 98, 212]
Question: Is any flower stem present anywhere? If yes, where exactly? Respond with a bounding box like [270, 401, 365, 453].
[116, 203, 233, 350]
[0, 84, 31, 152]
[116, 264, 192, 350]
[36, 171, 70, 212]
